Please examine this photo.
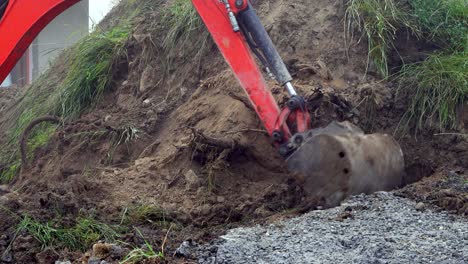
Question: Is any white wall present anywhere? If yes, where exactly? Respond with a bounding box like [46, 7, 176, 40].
[0, 74, 11, 87]
[90, 0, 116, 29]
[32, 0, 90, 79]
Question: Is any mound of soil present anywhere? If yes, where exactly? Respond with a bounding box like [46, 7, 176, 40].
[0, 0, 466, 263]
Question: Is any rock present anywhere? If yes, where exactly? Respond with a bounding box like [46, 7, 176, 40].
[175, 240, 198, 258]
[133, 33, 151, 43]
[139, 66, 154, 93]
[183, 199, 194, 208]
[216, 196, 226, 203]
[121, 80, 129, 86]
[88, 258, 108, 264]
[104, 115, 112, 123]
[199, 204, 212, 216]
[143, 98, 152, 106]
[415, 202, 425, 211]
[1, 249, 12, 263]
[146, 109, 155, 116]
[109, 244, 126, 259]
[0, 185, 9, 195]
[314, 60, 333, 81]
[156, 102, 168, 114]
[254, 205, 272, 217]
[185, 170, 201, 190]
[55, 261, 71, 264]
[196, 186, 209, 196]
[87, 258, 101, 264]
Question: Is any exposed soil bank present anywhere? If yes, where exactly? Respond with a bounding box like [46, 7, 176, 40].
[0, 0, 466, 263]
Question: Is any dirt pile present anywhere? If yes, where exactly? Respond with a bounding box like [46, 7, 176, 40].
[0, 0, 466, 262]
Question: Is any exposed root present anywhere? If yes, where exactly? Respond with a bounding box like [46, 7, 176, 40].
[20, 115, 61, 170]
[228, 92, 255, 112]
[207, 149, 231, 190]
[190, 127, 248, 150]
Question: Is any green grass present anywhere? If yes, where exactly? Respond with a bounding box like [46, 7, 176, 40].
[120, 229, 165, 264]
[27, 124, 58, 151]
[0, 161, 20, 184]
[161, 0, 203, 53]
[160, 0, 209, 73]
[16, 215, 121, 251]
[409, 0, 468, 51]
[345, 0, 420, 77]
[57, 27, 129, 119]
[346, 0, 467, 131]
[398, 51, 467, 130]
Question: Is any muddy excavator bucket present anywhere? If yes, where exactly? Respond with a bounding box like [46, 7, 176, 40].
[287, 121, 405, 206]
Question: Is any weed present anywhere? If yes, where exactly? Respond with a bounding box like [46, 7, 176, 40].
[16, 215, 121, 251]
[111, 125, 141, 146]
[120, 229, 164, 264]
[106, 125, 141, 165]
[345, 0, 420, 77]
[398, 51, 467, 130]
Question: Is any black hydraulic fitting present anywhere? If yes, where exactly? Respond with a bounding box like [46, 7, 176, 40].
[287, 95, 306, 111]
[272, 130, 284, 143]
[235, 0, 245, 8]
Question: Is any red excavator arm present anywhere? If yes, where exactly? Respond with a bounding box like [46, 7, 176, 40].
[192, 0, 311, 145]
[0, 0, 80, 83]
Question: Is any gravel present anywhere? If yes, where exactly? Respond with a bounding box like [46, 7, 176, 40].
[195, 192, 468, 264]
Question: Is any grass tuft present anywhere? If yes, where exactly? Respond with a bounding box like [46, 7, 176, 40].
[0, 161, 20, 184]
[345, 0, 420, 77]
[346, 0, 467, 131]
[57, 27, 129, 119]
[16, 215, 121, 251]
[409, 0, 468, 51]
[398, 51, 467, 130]
[120, 229, 165, 264]
[120, 204, 178, 229]
[161, 0, 203, 53]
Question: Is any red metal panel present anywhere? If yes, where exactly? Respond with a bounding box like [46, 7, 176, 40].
[0, 0, 81, 83]
[192, 0, 280, 135]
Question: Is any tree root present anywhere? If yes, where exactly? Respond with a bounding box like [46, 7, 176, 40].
[20, 115, 61, 170]
[190, 127, 248, 150]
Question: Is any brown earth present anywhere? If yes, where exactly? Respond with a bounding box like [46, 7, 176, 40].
[0, 0, 467, 263]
